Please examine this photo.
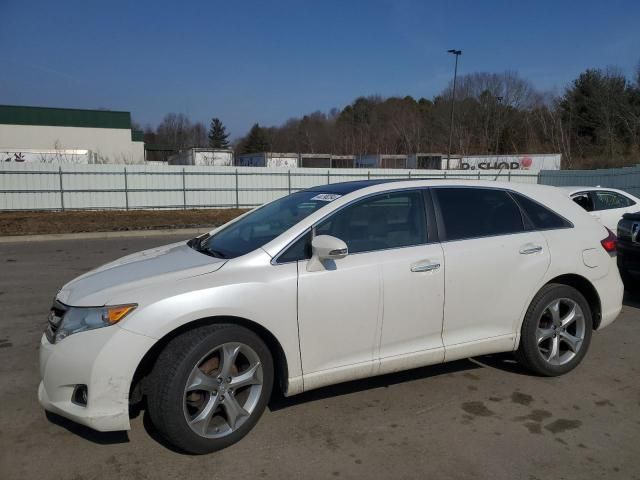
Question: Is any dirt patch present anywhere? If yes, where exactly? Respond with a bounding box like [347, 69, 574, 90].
[0, 209, 248, 236]
[514, 409, 552, 423]
[511, 392, 534, 406]
[524, 422, 543, 435]
[461, 401, 495, 417]
[544, 419, 582, 434]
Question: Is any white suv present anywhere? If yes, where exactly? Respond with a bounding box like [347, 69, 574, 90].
[39, 180, 624, 454]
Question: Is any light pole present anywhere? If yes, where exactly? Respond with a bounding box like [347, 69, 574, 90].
[446, 49, 462, 170]
[495, 95, 503, 155]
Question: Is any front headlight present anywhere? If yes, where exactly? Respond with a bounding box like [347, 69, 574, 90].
[48, 304, 136, 343]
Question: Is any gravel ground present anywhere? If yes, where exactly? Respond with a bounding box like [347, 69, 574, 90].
[1, 234, 639, 480]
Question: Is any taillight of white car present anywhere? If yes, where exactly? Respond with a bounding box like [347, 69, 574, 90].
[601, 228, 617, 255]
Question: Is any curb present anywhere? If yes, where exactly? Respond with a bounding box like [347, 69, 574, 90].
[0, 228, 209, 243]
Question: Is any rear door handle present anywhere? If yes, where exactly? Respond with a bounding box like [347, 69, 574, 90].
[410, 261, 441, 272]
[519, 245, 543, 255]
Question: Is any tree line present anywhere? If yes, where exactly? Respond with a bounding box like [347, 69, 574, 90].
[139, 64, 640, 169]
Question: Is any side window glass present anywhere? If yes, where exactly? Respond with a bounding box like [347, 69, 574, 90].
[315, 190, 427, 254]
[571, 193, 594, 212]
[277, 230, 312, 263]
[511, 192, 571, 230]
[593, 191, 634, 210]
[435, 188, 524, 241]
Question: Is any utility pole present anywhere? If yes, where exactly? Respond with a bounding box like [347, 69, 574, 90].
[495, 95, 503, 155]
[446, 49, 462, 170]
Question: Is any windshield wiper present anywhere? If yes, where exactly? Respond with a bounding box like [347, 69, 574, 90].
[187, 235, 228, 259]
[206, 248, 229, 259]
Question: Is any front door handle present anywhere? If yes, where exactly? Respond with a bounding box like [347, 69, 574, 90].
[519, 245, 543, 255]
[410, 261, 441, 272]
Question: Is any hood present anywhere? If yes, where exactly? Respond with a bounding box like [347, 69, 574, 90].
[57, 241, 226, 306]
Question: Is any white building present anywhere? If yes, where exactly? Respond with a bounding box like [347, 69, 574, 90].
[236, 152, 299, 168]
[168, 148, 233, 166]
[407, 153, 446, 169]
[0, 105, 145, 164]
[356, 154, 409, 169]
[299, 153, 356, 168]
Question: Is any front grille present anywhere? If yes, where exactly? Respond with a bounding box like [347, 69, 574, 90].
[45, 300, 67, 343]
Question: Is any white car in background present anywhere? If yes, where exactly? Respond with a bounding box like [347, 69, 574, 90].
[39, 180, 624, 454]
[560, 186, 640, 232]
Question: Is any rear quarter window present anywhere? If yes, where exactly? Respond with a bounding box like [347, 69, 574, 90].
[511, 192, 572, 230]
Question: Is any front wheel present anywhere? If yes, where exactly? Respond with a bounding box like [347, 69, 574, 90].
[516, 284, 592, 376]
[147, 324, 274, 454]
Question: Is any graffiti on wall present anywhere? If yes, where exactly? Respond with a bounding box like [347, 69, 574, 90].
[3, 152, 26, 162]
[1, 150, 91, 164]
[459, 155, 561, 171]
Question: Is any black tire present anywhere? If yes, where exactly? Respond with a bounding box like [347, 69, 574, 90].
[515, 284, 593, 376]
[147, 324, 274, 454]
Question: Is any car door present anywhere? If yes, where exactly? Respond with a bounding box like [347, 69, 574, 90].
[432, 187, 551, 361]
[375, 190, 444, 373]
[296, 189, 444, 388]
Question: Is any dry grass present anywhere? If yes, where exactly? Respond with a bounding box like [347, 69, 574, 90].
[0, 209, 248, 236]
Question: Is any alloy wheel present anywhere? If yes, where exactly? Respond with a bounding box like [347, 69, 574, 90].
[183, 342, 263, 438]
[536, 298, 586, 366]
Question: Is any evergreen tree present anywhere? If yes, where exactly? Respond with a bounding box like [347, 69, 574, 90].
[208, 117, 230, 149]
[242, 123, 270, 153]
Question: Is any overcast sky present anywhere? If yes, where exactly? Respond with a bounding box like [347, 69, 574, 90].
[1, 0, 639, 137]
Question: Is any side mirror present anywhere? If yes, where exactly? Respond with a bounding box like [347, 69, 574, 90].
[307, 235, 348, 272]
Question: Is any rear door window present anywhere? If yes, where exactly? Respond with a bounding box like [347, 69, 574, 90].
[592, 191, 635, 210]
[571, 193, 594, 212]
[434, 187, 524, 241]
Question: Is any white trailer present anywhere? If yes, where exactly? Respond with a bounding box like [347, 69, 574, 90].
[356, 154, 409, 169]
[235, 152, 298, 168]
[168, 148, 233, 166]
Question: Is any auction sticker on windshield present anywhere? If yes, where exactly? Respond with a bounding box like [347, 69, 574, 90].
[310, 193, 341, 202]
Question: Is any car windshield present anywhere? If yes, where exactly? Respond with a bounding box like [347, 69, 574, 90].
[193, 191, 342, 259]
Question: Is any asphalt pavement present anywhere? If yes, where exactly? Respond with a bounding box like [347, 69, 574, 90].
[1, 234, 639, 480]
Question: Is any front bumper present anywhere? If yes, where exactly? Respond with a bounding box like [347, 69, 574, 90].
[38, 325, 155, 432]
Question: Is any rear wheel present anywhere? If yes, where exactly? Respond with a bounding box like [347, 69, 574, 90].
[516, 284, 592, 376]
[147, 324, 274, 454]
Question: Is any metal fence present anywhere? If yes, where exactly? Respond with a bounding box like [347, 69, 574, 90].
[0, 164, 541, 211]
[539, 165, 640, 197]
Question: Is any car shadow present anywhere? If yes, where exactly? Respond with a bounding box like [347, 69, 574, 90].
[140, 410, 196, 455]
[269, 353, 529, 411]
[468, 352, 532, 375]
[44, 411, 129, 445]
[46, 352, 535, 453]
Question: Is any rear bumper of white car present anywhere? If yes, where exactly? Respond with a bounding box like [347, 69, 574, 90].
[594, 263, 624, 330]
[38, 326, 155, 432]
